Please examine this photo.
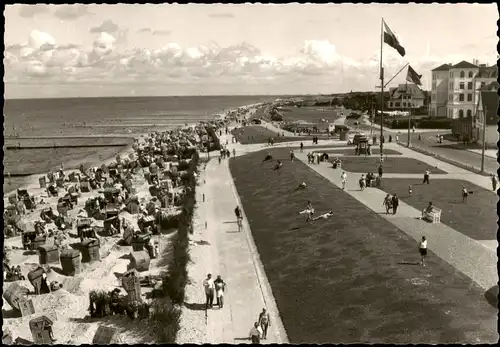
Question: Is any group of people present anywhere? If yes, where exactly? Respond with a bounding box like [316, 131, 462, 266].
[203, 273, 227, 309]
[298, 200, 334, 223]
[382, 193, 400, 214]
[249, 308, 272, 343]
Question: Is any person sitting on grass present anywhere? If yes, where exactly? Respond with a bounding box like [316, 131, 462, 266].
[272, 160, 283, 172]
[421, 201, 434, 218]
[262, 153, 273, 163]
[298, 201, 315, 222]
[295, 182, 307, 191]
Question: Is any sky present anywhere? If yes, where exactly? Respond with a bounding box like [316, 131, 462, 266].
[4, 3, 498, 98]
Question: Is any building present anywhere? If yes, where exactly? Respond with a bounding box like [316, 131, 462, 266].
[451, 81, 499, 142]
[430, 60, 498, 119]
[387, 83, 426, 111]
[473, 87, 499, 147]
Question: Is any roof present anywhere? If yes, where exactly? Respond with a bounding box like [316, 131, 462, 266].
[478, 91, 499, 126]
[432, 63, 451, 72]
[451, 60, 478, 69]
[480, 81, 500, 91]
[477, 65, 498, 79]
[389, 84, 425, 100]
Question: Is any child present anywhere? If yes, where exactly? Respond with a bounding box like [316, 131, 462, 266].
[408, 184, 413, 197]
[419, 236, 428, 266]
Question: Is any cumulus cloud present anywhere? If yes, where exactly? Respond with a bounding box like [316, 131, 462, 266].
[5, 28, 497, 92]
[209, 12, 234, 19]
[18, 5, 50, 18]
[53, 5, 93, 20]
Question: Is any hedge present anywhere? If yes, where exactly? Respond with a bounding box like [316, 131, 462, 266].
[374, 117, 452, 129]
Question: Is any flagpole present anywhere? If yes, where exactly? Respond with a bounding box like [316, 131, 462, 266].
[406, 81, 411, 147]
[379, 17, 385, 163]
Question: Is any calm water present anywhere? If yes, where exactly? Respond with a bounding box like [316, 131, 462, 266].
[3, 95, 275, 193]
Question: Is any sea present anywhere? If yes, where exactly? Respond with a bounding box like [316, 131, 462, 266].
[3, 95, 276, 193]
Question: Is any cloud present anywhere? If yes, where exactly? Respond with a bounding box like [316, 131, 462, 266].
[138, 28, 152, 34]
[53, 5, 93, 20]
[208, 12, 234, 19]
[90, 19, 120, 34]
[18, 5, 50, 18]
[152, 30, 171, 36]
[5, 29, 497, 93]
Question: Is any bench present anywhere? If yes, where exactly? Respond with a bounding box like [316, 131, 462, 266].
[423, 207, 441, 224]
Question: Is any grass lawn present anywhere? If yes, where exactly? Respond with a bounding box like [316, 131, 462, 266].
[229, 148, 496, 344]
[339, 156, 447, 174]
[324, 148, 402, 156]
[232, 125, 316, 144]
[280, 106, 342, 123]
[377, 178, 497, 240]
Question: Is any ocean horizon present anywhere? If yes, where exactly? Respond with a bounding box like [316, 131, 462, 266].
[3, 95, 274, 193]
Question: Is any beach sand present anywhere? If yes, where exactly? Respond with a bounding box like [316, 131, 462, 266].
[2, 103, 264, 344]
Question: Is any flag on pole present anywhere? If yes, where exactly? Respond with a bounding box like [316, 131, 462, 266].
[383, 21, 406, 57]
[406, 65, 422, 86]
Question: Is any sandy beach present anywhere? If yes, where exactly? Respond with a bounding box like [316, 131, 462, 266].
[2, 102, 265, 344]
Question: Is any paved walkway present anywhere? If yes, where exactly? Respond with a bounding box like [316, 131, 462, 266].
[294, 149, 497, 291]
[200, 131, 288, 344]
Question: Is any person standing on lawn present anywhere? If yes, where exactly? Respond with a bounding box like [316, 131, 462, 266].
[378, 164, 383, 178]
[214, 275, 226, 308]
[203, 274, 215, 309]
[408, 184, 413, 197]
[423, 169, 430, 184]
[300, 142, 304, 152]
[258, 308, 271, 340]
[249, 322, 262, 344]
[419, 236, 428, 266]
[461, 186, 468, 203]
[341, 171, 347, 190]
[391, 194, 399, 214]
[290, 150, 295, 162]
[491, 174, 497, 191]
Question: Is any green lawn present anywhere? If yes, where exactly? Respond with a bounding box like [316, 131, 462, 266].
[377, 178, 497, 240]
[280, 106, 342, 123]
[232, 126, 317, 144]
[324, 148, 402, 156]
[229, 147, 496, 344]
[339, 156, 447, 174]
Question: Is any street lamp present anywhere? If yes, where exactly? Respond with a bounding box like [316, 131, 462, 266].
[480, 106, 487, 173]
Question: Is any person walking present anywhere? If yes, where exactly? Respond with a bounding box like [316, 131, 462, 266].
[203, 274, 215, 309]
[408, 184, 413, 197]
[300, 142, 304, 152]
[423, 169, 430, 184]
[419, 236, 428, 267]
[233, 148, 236, 157]
[258, 308, 271, 340]
[359, 174, 366, 191]
[461, 186, 468, 204]
[491, 174, 497, 191]
[391, 194, 399, 214]
[249, 322, 262, 344]
[290, 150, 295, 162]
[378, 164, 383, 178]
[214, 275, 226, 308]
[383, 194, 392, 214]
[341, 172, 347, 190]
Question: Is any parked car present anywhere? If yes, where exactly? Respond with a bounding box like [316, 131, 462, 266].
[347, 132, 367, 145]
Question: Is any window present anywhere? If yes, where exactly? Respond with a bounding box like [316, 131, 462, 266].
[432, 73, 436, 80]
[467, 82, 473, 90]
[460, 71, 465, 78]
[459, 82, 465, 89]
[467, 94, 472, 102]
[481, 81, 486, 87]
[448, 94, 453, 101]
[395, 102, 400, 107]
[468, 71, 473, 78]
[467, 109, 472, 118]
[449, 81, 454, 89]
[431, 109, 436, 117]
[459, 94, 464, 102]
[448, 109, 453, 118]
[459, 109, 464, 118]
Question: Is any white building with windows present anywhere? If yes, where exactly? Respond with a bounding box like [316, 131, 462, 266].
[430, 60, 497, 119]
[387, 83, 425, 110]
